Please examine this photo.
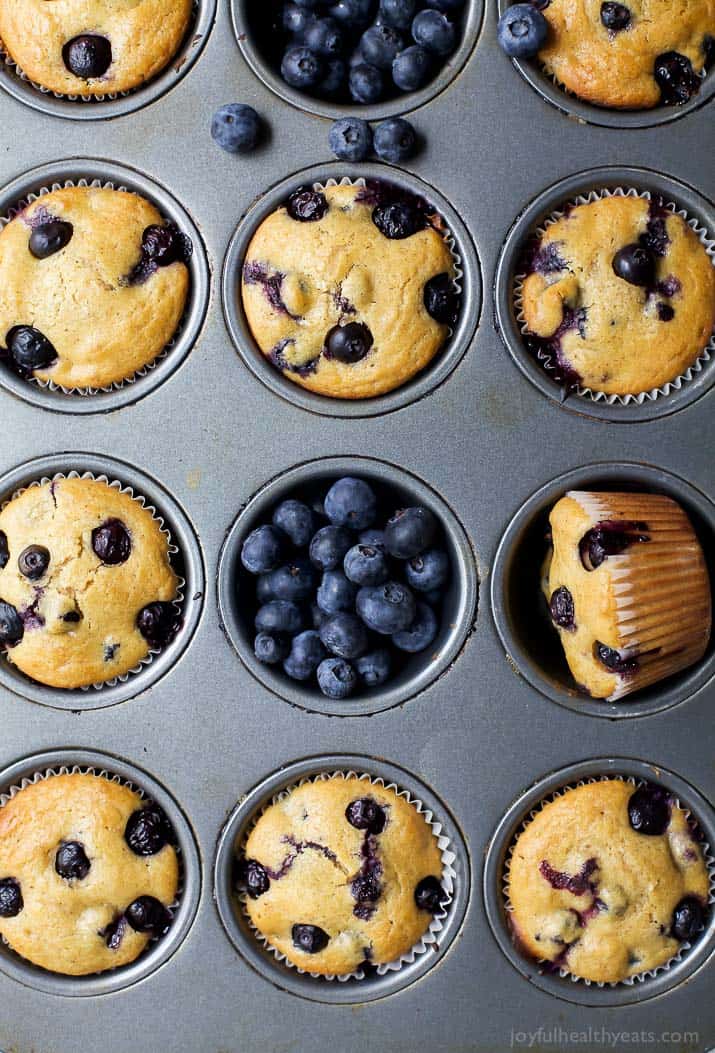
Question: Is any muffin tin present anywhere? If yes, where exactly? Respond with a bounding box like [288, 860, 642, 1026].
[0, 0, 712, 1050]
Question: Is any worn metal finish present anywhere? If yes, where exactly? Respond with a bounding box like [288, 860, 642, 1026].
[0, 0, 712, 1049]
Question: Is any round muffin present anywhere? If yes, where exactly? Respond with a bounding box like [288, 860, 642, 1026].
[0, 0, 192, 97]
[534, 0, 715, 110]
[507, 779, 710, 984]
[0, 772, 179, 976]
[0, 186, 190, 390]
[241, 181, 459, 400]
[237, 776, 446, 975]
[520, 195, 715, 395]
[0, 476, 180, 689]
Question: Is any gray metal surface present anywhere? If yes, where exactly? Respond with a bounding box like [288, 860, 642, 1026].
[0, 0, 712, 1049]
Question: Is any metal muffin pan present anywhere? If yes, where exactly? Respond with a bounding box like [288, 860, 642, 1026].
[0, 0, 712, 1048]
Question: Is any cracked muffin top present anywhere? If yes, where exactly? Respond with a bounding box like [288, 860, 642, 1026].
[507, 779, 710, 984]
[520, 194, 715, 395]
[0, 477, 180, 689]
[241, 180, 459, 400]
[237, 776, 446, 975]
[0, 0, 192, 96]
[0, 186, 190, 390]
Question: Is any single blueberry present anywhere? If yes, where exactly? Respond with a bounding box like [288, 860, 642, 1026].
[7, 325, 57, 376]
[330, 0, 374, 25]
[325, 321, 374, 363]
[255, 600, 304, 635]
[360, 23, 405, 68]
[344, 544, 389, 586]
[304, 16, 344, 57]
[595, 641, 638, 675]
[136, 602, 181, 648]
[392, 601, 437, 652]
[324, 477, 377, 530]
[92, 518, 131, 565]
[600, 2, 631, 30]
[349, 62, 385, 102]
[125, 895, 171, 935]
[384, 506, 437, 558]
[351, 870, 381, 905]
[125, 804, 172, 856]
[406, 548, 449, 592]
[0, 531, 8, 570]
[612, 243, 655, 287]
[358, 528, 386, 550]
[657, 303, 675, 321]
[241, 524, 285, 574]
[55, 840, 91, 880]
[210, 104, 262, 153]
[496, 4, 548, 57]
[254, 631, 290, 665]
[373, 117, 418, 162]
[103, 915, 127, 951]
[140, 224, 186, 267]
[355, 648, 391, 686]
[29, 220, 74, 260]
[392, 44, 433, 90]
[654, 51, 701, 105]
[319, 611, 368, 658]
[267, 559, 317, 602]
[237, 857, 271, 898]
[62, 34, 112, 78]
[309, 525, 354, 570]
[256, 574, 276, 604]
[412, 8, 456, 55]
[423, 272, 459, 325]
[372, 198, 423, 239]
[317, 569, 358, 614]
[0, 601, 23, 646]
[379, 0, 416, 30]
[283, 630, 326, 681]
[283, 2, 311, 34]
[317, 656, 358, 698]
[549, 585, 575, 631]
[345, 796, 387, 833]
[18, 544, 50, 581]
[356, 581, 416, 634]
[329, 117, 374, 162]
[671, 896, 705, 941]
[0, 877, 23, 917]
[628, 784, 670, 836]
[292, 923, 330, 953]
[414, 874, 445, 912]
[287, 186, 329, 222]
[281, 45, 325, 88]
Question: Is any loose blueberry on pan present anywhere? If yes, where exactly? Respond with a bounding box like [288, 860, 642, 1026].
[240, 475, 451, 698]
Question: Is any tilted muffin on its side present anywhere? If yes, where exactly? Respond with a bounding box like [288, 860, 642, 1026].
[507, 779, 710, 984]
[237, 776, 446, 975]
[520, 195, 715, 396]
[0, 186, 190, 390]
[534, 0, 715, 110]
[0, 0, 192, 96]
[0, 476, 180, 689]
[544, 491, 711, 700]
[241, 180, 459, 400]
[0, 772, 179, 976]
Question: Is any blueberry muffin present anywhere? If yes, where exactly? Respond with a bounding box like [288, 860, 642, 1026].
[0, 477, 180, 689]
[520, 195, 715, 395]
[0, 772, 179, 975]
[0, 186, 190, 390]
[507, 779, 710, 984]
[0, 0, 192, 97]
[535, 1, 715, 110]
[544, 491, 711, 700]
[237, 776, 446, 975]
[241, 180, 459, 400]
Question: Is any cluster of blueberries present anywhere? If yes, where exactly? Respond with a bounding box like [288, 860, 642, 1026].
[240, 476, 450, 699]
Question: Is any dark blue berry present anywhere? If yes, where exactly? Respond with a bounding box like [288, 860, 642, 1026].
[281, 45, 325, 88]
[0, 878, 23, 917]
[319, 611, 368, 659]
[103, 916, 126, 951]
[311, 602, 329, 629]
[325, 321, 374, 363]
[55, 841, 91, 880]
[92, 518, 131, 565]
[385, 506, 437, 558]
[379, 0, 416, 30]
[372, 198, 422, 239]
[210, 104, 262, 154]
[357, 581, 416, 634]
[344, 544, 389, 586]
[671, 897, 705, 941]
[349, 62, 385, 102]
[254, 631, 290, 665]
[29, 220, 73, 260]
[355, 648, 391, 686]
[256, 574, 276, 604]
[273, 499, 316, 548]
[283, 2, 311, 34]
[283, 630, 326, 681]
[430, 0, 463, 11]
[309, 525, 354, 571]
[406, 548, 449, 591]
[136, 602, 181, 647]
[317, 569, 358, 614]
[287, 187, 329, 222]
[324, 477, 377, 530]
[360, 23, 405, 68]
[0, 601, 23, 646]
[140, 224, 187, 268]
[412, 8, 456, 54]
[628, 784, 670, 835]
[330, 0, 374, 25]
[329, 117, 373, 162]
[62, 34, 112, 78]
[414, 874, 444, 912]
[255, 600, 304, 635]
[654, 51, 701, 105]
[18, 544, 50, 581]
[392, 44, 433, 90]
[237, 858, 271, 898]
[317, 656, 357, 698]
[358, 528, 386, 550]
[304, 16, 344, 56]
[6, 325, 57, 376]
[549, 586, 575, 630]
[241, 525, 285, 574]
[268, 560, 317, 602]
[373, 117, 417, 162]
[125, 805, 172, 856]
[292, 923, 330, 953]
[346, 797, 387, 832]
[392, 601, 437, 652]
[600, 2, 631, 30]
[497, 4, 548, 58]
[612, 243, 655, 286]
[424, 272, 459, 324]
[595, 641, 638, 675]
[126, 895, 171, 935]
[0, 531, 7, 570]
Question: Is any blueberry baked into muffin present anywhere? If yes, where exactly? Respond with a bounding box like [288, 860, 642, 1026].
[507, 779, 710, 984]
[520, 195, 715, 395]
[0, 772, 179, 975]
[236, 776, 446, 974]
[0, 186, 190, 390]
[0, 0, 192, 97]
[241, 180, 459, 399]
[0, 477, 180, 689]
[544, 491, 711, 700]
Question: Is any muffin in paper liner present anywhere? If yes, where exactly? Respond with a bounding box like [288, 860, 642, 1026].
[0, 764, 183, 976]
[513, 185, 715, 405]
[0, 470, 185, 692]
[0, 177, 191, 395]
[234, 769, 457, 982]
[502, 774, 715, 988]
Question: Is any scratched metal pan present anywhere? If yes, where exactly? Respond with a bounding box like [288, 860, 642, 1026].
[0, 0, 712, 1050]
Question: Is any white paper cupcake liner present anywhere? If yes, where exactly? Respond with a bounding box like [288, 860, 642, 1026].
[0, 470, 185, 692]
[236, 769, 457, 982]
[0, 177, 190, 396]
[502, 774, 715, 988]
[513, 185, 715, 405]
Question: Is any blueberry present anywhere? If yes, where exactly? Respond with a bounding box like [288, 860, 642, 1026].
[392, 601, 437, 652]
[236, 858, 271, 898]
[600, 2, 631, 30]
[324, 477, 377, 530]
[319, 611, 368, 658]
[349, 62, 385, 102]
[0, 878, 23, 917]
[254, 631, 290, 665]
[287, 187, 329, 222]
[309, 525, 354, 570]
[283, 2, 311, 34]
[103, 916, 127, 951]
[671, 896, 705, 941]
[344, 544, 389, 586]
[549, 586, 575, 630]
[318, 57, 347, 96]
[273, 500, 316, 548]
[423, 272, 459, 325]
[357, 581, 416, 634]
[373, 117, 417, 162]
[136, 602, 181, 648]
[325, 321, 374, 363]
[358, 528, 386, 550]
[241, 525, 285, 574]
[125, 804, 172, 856]
[657, 303, 675, 322]
[126, 895, 171, 935]
[311, 602, 328, 629]
[0, 601, 23, 646]
[355, 648, 391, 686]
[62, 34, 112, 78]
[430, 0, 463, 11]
[292, 923, 330, 953]
[55, 841, 91, 881]
[329, 117, 373, 162]
[360, 23, 405, 68]
[0, 531, 7, 570]
[612, 243, 655, 287]
[317, 656, 357, 698]
[29, 220, 73, 260]
[140, 224, 186, 268]
[392, 44, 433, 90]
[92, 518, 131, 565]
[281, 45, 325, 88]
[372, 198, 422, 239]
[497, 3, 548, 58]
[379, 0, 416, 30]
[411, 8, 456, 54]
[267, 559, 317, 602]
[283, 630, 326, 680]
[384, 506, 437, 558]
[255, 600, 304, 635]
[595, 641, 638, 675]
[256, 574, 276, 604]
[317, 569, 358, 614]
[6, 325, 57, 376]
[346, 796, 387, 832]
[406, 548, 449, 591]
[654, 51, 701, 106]
[210, 104, 262, 154]
[294, 0, 321, 7]
[414, 874, 445, 913]
[351, 870, 381, 905]
[628, 784, 670, 836]
[18, 544, 50, 581]
[330, 0, 374, 26]
[304, 17, 344, 56]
